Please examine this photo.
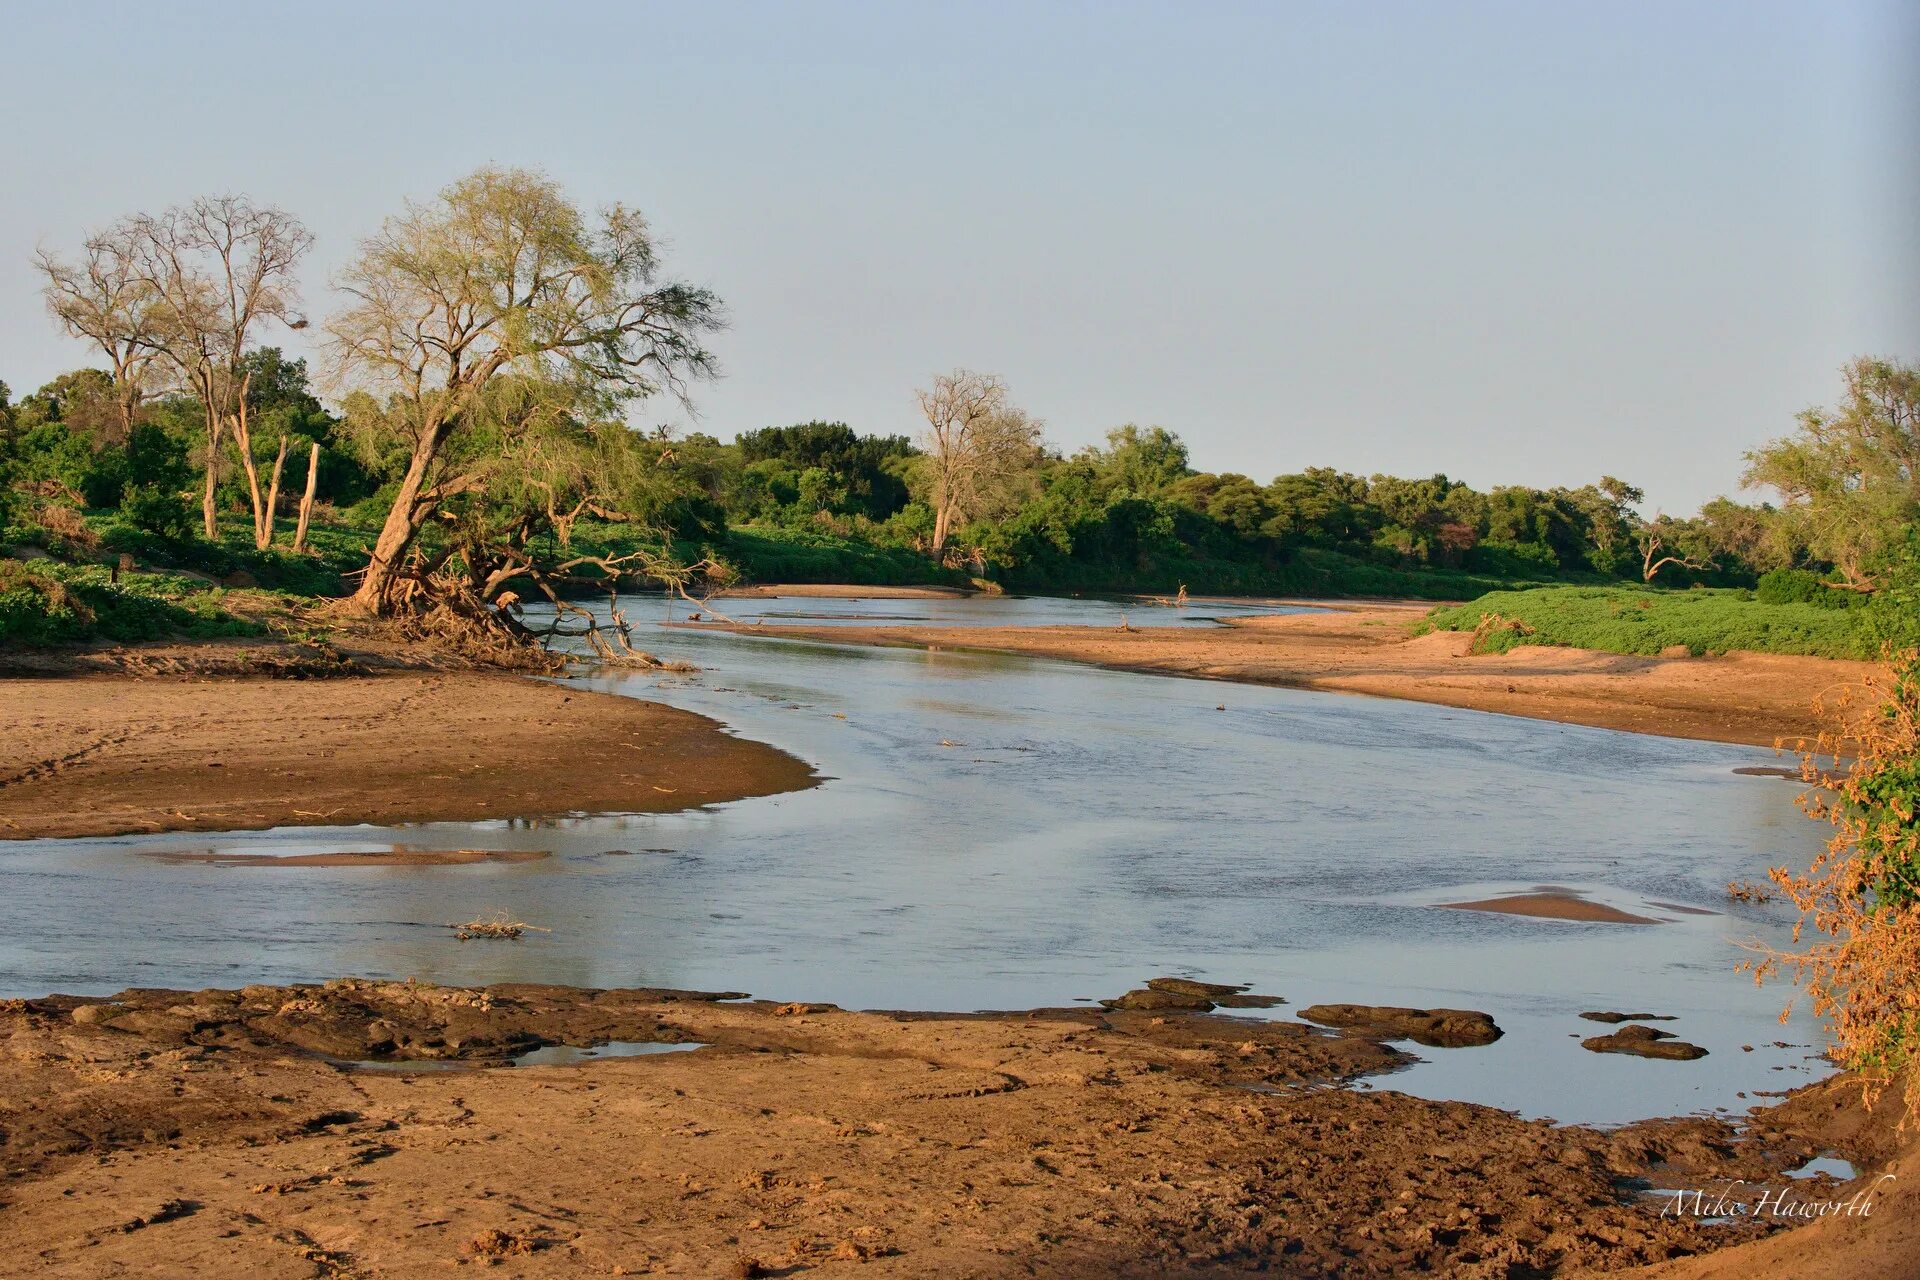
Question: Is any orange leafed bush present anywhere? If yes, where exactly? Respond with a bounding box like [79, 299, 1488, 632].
[1749, 653, 1920, 1120]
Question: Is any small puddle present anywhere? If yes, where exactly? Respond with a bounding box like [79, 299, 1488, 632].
[1785, 1154, 1857, 1181]
[325, 1041, 706, 1072]
[511, 1041, 706, 1066]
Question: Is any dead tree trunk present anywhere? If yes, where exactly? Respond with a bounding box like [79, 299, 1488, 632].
[293, 441, 320, 554]
[257, 435, 289, 550]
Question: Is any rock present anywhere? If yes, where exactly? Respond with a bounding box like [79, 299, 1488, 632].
[100, 1010, 203, 1041]
[1582, 1024, 1708, 1060]
[1580, 1011, 1677, 1024]
[70, 1003, 114, 1026]
[1145, 978, 1285, 1008]
[1298, 1005, 1502, 1048]
[1100, 989, 1214, 1012]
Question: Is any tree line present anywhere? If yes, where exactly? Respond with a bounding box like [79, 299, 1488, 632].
[4, 166, 1916, 635]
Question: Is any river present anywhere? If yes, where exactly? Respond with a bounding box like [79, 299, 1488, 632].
[0, 594, 1829, 1125]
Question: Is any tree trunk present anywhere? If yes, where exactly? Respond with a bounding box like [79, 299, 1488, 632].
[232, 413, 269, 550]
[257, 436, 290, 550]
[351, 432, 444, 611]
[293, 441, 320, 554]
[931, 502, 951, 558]
[201, 430, 220, 540]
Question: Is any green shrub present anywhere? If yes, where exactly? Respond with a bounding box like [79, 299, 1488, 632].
[1756, 567, 1863, 609]
[1425, 585, 1872, 659]
[0, 558, 260, 648]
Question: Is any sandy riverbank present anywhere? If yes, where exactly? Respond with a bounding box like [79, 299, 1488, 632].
[0, 671, 817, 841]
[1, 979, 1909, 1278]
[708, 605, 1879, 748]
[715, 583, 975, 599]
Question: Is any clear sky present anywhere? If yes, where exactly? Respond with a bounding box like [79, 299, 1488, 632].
[2, 1, 1915, 515]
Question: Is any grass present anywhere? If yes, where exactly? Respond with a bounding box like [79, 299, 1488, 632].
[1423, 585, 1874, 660]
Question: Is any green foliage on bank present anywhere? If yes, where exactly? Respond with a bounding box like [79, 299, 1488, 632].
[1423, 586, 1878, 660]
[0, 559, 260, 647]
[717, 526, 972, 587]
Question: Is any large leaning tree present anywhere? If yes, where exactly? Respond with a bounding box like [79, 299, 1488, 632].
[325, 167, 723, 631]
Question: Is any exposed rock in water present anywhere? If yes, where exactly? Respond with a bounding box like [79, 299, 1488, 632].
[1298, 1004, 1503, 1048]
[1144, 977, 1285, 1008]
[1581, 1011, 1678, 1024]
[1100, 988, 1214, 1012]
[1582, 1024, 1708, 1060]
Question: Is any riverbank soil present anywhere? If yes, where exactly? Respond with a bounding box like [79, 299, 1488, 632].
[717, 606, 1880, 748]
[0, 671, 817, 840]
[0, 981, 1905, 1278]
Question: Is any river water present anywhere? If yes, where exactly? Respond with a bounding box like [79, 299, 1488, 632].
[0, 594, 1831, 1125]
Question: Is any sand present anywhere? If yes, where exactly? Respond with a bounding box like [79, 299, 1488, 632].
[714, 583, 974, 598]
[709, 605, 1882, 748]
[1437, 891, 1664, 924]
[142, 848, 553, 867]
[0, 671, 817, 841]
[3, 979, 1908, 1278]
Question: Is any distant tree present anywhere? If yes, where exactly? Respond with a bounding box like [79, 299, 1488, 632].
[129, 196, 313, 545]
[914, 370, 1043, 556]
[1744, 356, 1920, 590]
[33, 227, 167, 443]
[0, 381, 18, 529]
[1166, 471, 1276, 540]
[326, 166, 722, 617]
[1085, 425, 1190, 498]
[1265, 468, 1374, 546]
[735, 421, 914, 519]
[1637, 514, 1712, 583]
[1695, 496, 1797, 575]
[1568, 475, 1643, 574]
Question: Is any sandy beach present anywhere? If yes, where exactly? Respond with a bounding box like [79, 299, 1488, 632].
[0, 671, 817, 841]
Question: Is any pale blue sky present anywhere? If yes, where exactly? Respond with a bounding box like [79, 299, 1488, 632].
[3, 1, 1914, 514]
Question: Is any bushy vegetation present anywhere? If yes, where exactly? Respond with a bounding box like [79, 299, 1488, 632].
[1751, 655, 1920, 1118]
[0, 559, 257, 646]
[1424, 586, 1877, 659]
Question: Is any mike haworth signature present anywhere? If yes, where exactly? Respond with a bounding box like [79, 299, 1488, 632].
[1657, 1175, 1896, 1221]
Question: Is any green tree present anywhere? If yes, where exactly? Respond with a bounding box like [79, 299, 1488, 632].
[1744, 356, 1920, 590]
[326, 166, 722, 616]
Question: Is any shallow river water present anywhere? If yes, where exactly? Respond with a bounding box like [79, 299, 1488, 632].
[0, 595, 1831, 1125]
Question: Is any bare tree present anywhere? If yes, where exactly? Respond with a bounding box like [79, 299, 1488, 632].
[914, 369, 1043, 557]
[1638, 515, 1712, 582]
[292, 440, 321, 553]
[131, 196, 312, 545]
[33, 227, 168, 443]
[326, 166, 721, 613]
